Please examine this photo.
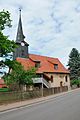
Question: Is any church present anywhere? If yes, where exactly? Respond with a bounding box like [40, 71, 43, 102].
[13, 10, 70, 90]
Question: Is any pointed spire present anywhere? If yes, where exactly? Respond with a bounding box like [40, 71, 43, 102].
[16, 8, 25, 43]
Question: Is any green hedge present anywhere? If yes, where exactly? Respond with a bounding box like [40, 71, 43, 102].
[71, 79, 80, 86]
[0, 88, 10, 92]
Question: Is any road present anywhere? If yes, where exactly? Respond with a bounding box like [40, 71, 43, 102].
[0, 89, 80, 120]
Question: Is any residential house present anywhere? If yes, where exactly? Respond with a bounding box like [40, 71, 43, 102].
[0, 78, 6, 88]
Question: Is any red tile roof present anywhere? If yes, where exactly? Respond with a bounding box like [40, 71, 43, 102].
[16, 57, 35, 70]
[0, 78, 4, 84]
[0, 78, 6, 88]
[16, 54, 69, 74]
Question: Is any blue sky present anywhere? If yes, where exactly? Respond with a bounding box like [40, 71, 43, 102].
[0, 0, 80, 67]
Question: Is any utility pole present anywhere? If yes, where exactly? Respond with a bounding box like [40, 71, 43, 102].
[41, 75, 43, 97]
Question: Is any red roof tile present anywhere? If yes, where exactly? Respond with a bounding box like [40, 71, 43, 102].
[0, 78, 5, 84]
[16, 57, 35, 70]
[16, 54, 69, 74]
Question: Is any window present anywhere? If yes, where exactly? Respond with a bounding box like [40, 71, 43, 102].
[35, 61, 40, 68]
[51, 75, 53, 83]
[59, 75, 64, 78]
[54, 64, 58, 70]
[65, 76, 68, 82]
[21, 50, 25, 56]
[60, 81, 63, 87]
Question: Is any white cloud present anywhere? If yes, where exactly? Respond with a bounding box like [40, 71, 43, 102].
[0, 0, 80, 67]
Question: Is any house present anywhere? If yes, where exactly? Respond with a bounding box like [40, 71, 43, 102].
[0, 78, 6, 88]
[13, 9, 70, 90]
[16, 54, 70, 90]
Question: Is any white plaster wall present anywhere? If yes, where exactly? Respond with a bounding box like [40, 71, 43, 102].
[46, 73, 70, 90]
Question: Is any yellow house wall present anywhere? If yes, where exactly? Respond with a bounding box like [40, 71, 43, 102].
[46, 73, 70, 90]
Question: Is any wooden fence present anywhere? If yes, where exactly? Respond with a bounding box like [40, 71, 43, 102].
[0, 86, 68, 104]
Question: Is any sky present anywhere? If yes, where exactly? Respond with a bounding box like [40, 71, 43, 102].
[0, 0, 80, 67]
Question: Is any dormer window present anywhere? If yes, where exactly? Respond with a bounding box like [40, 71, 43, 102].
[35, 61, 40, 68]
[54, 64, 58, 70]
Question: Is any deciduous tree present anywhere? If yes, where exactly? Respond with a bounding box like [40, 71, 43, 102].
[0, 10, 16, 57]
[3, 60, 36, 90]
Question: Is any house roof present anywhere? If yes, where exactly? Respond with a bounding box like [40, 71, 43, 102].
[0, 78, 5, 84]
[16, 54, 69, 74]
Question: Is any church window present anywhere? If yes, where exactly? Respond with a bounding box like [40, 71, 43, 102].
[22, 50, 24, 56]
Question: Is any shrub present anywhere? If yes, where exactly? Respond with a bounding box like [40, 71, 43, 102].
[71, 79, 80, 87]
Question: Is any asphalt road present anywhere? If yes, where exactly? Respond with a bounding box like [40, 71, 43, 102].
[0, 89, 80, 120]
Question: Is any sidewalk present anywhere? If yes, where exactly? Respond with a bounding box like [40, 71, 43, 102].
[0, 88, 79, 112]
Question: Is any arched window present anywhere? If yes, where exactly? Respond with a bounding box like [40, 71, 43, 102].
[65, 76, 68, 82]
[22, 50, 25, 56]
[60, 81, 63, 87]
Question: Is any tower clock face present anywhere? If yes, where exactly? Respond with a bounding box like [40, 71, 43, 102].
[21, 42, 25, 46]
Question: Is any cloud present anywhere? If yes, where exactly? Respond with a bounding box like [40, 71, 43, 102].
[0, 0, 80, 67]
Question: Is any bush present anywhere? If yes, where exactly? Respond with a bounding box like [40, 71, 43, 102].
[71, 79, 80, 87]
[0, 88, 10, 92]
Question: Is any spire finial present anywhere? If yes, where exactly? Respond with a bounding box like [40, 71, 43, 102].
[19, 7, 21, 11]
[16, 7, 25, 42]
[19, 7, 21, 16]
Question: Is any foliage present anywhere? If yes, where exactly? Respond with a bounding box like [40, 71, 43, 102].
[0, 10, 16, 57]
[67, 48, 80, 80]
[3, 60, 36, 89]
[3, 61, 24, 85]
[0, 32, 16, 56]
[0, 9, 12, 31]
[4, 60, 21, 72]
[23, 67, 36, 85]
[71, 79, 80, 87]
[0, 88, 10, 92]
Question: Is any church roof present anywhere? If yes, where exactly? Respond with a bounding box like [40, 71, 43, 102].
[16, 9, 29, 46]
[16, 54, 69, 74]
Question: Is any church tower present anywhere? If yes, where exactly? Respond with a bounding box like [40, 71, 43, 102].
[13, 9, 29, 60]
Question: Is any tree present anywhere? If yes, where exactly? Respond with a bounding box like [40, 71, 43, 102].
[4, 60, 19, 73]
[0, 32, 16, 56]
[3, 60, 36, 91]
[71, 79, 80, 87]
[0, 10, 12, 31]
[68, 48, 80, 81]
[0, 10, 16, 57]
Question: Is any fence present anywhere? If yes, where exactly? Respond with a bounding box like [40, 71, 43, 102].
[0, 86, 68, 105]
